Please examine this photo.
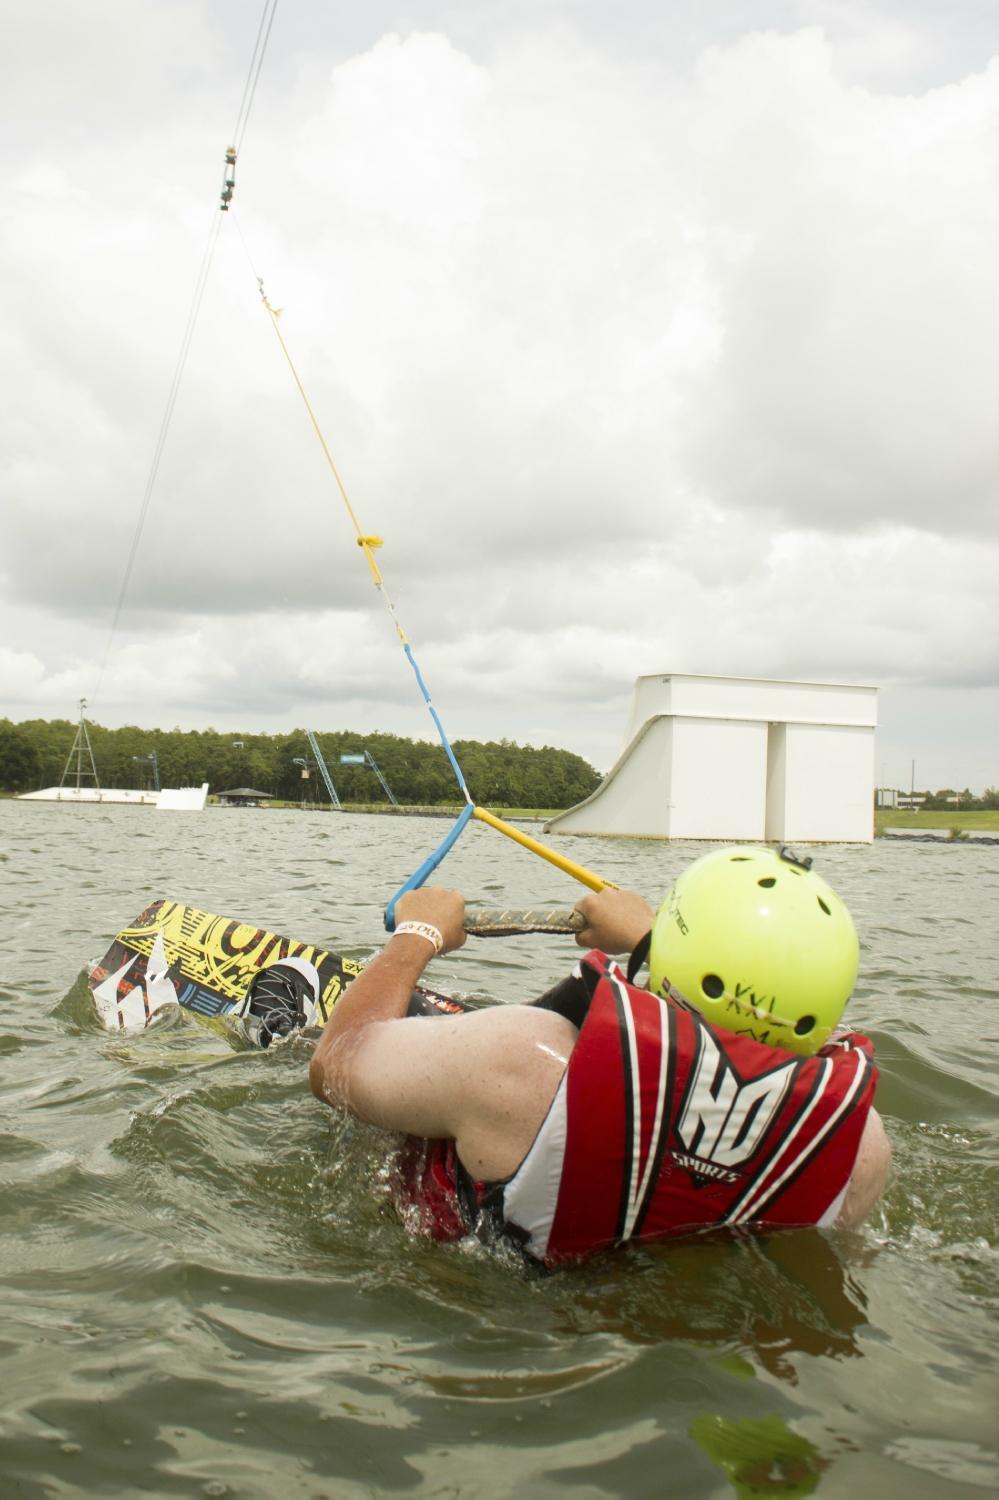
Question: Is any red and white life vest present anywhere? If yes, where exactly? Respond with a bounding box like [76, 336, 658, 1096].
[396, 952, 877, 1267]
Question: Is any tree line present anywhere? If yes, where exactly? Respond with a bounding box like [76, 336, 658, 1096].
[0, 717, 602, 810]
[899, 786, 999, 811]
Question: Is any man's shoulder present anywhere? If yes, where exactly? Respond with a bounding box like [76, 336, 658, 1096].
[374, 998, 578, 1052]
[447, 1001, 579, 1048]
[447, 1004, 578, 1098]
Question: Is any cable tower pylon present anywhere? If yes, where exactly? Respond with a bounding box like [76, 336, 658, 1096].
[60, 699, 101, 792]
[306, 730, 342, 808]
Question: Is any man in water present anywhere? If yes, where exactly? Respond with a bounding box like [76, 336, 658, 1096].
[303, 846, 890, 1267]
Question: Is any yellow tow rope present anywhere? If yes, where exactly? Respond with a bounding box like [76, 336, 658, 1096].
[248, 265, 614, 911]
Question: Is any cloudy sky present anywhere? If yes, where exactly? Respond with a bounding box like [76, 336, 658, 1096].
[4, 1, 997, 791]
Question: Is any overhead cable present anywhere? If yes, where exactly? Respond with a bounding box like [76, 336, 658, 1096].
[93, 0, 279, 705]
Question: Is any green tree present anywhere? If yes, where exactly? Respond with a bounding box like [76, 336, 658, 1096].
[2, 717, 602, 808]
[0, 721, 39, 792]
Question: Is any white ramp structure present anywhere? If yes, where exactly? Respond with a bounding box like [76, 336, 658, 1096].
[156, 783, 210, 812]
[546, 674, 877, 843]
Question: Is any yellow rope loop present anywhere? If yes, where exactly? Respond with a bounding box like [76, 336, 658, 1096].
[357, 537, 385, 586]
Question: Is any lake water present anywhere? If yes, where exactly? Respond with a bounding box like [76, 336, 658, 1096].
[1, 800, 997, 1498]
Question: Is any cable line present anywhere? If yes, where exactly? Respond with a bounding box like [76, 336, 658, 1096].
[94, 207, 223, 703]
[231, 0, 279, 152]
[93, 0, 279, 706]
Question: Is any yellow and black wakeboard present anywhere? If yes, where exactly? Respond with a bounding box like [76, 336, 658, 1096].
[88, 898, 366, 1033]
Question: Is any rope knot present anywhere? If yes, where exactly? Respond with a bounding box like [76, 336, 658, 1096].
[358, 535, 384, 549]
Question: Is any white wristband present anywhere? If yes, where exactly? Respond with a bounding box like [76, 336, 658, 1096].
[394, 921, 444, 956]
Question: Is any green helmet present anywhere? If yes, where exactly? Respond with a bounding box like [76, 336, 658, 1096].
[648, 846, 858, 1056]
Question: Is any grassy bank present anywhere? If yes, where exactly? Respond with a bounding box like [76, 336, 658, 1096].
[270, 803, 999, 833]
[875, 808, 999, 833]
[241, 801, 561, 820]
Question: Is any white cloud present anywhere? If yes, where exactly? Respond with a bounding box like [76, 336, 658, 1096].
[686, 33, 999, 537]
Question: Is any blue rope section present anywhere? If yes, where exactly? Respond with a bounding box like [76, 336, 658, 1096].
[381, 644, 474, 927]
[403, 643, 472, 804]
[384, 803, 476, 930]
[380, 647, 476, 928]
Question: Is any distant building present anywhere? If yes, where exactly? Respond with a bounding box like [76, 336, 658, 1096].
[217, 787, 275, 808]
[546, 673, 877, 843]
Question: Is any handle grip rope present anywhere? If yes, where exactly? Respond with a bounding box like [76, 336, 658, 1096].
[463, 907, 586, 937]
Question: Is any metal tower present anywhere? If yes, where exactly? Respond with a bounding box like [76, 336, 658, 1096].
[306, 730, 342, 808]
[60, 699, 101, 791]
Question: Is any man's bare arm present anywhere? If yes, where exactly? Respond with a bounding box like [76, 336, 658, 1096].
[836, 1108, 891, 1227]
[327, 1004, 576, 1181]
[308, 887, 466, 1110]
[308, 885, 575, 1181]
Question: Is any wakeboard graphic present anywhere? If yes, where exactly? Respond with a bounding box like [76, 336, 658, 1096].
[88, 898, 368, 1034]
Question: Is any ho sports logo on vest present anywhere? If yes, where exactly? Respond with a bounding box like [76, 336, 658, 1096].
[674, 1030, 798, 1184]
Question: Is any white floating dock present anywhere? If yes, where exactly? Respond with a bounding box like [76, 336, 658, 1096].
[546, 673, 876, 843]
[18, 782, 209, 811]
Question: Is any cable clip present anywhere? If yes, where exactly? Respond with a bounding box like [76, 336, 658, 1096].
[220, 145, 237, 212]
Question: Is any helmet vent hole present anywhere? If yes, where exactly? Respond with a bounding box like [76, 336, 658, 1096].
[817, 897, 831, 915]
[794, 1015, 816, 1036]
[701, 974, 725, 1000]
[731, 856, 752, 862]
[758, 877, 776, 888]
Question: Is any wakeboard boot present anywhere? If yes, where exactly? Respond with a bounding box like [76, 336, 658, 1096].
[242, 956, 321, 1048]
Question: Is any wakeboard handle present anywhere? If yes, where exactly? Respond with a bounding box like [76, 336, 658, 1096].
[463, 907, 585, 937]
